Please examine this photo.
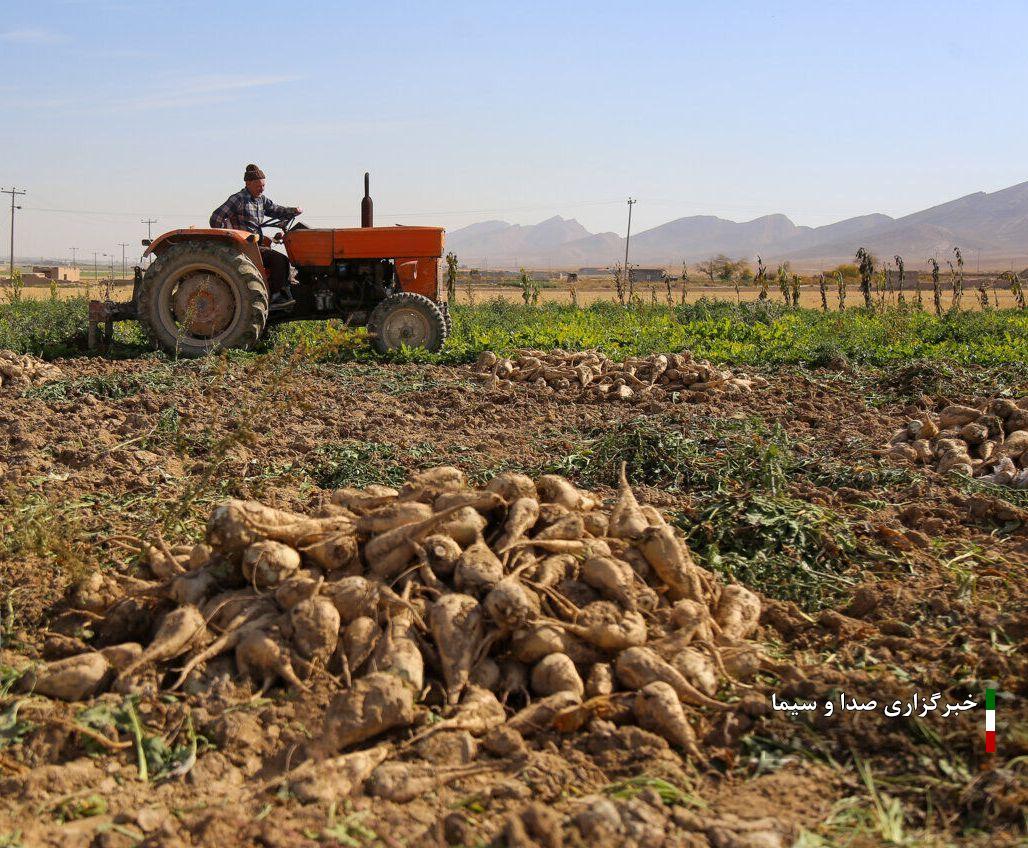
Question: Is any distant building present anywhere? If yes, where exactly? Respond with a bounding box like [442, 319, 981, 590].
[32, 266, 81, 282]
[578, 267, 610, 276]
[629, 268, 665, 283]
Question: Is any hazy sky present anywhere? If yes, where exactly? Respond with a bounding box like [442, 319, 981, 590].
[3, 0, 1028, 262]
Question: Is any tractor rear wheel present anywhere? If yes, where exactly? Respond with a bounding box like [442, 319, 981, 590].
[367, 292, 448, 354]
[138, 241, 268, 357]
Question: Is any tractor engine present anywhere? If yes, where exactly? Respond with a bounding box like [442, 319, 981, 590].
[298, 258, 395, 312]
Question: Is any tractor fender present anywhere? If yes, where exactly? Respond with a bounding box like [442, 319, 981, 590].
[144, 228, 267, 279]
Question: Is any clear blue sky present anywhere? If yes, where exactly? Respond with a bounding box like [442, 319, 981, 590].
[3, 0, 1027, 262]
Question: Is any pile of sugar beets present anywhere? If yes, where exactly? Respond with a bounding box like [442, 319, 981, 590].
[888, 398, 1028, 488]
[473, 350, 766, 402]
[23, 467, 773, 797]
[0, 349, 62, 389]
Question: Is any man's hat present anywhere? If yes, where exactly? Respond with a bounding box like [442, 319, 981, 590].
[244, 163, 266, 182]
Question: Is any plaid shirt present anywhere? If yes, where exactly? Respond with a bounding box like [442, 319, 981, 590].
[209, 188, 297, 234]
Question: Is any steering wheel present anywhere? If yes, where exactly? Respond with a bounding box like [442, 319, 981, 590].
[257, 215, 297, 244]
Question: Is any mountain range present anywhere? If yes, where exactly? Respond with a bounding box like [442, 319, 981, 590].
[446, 181, 1028, 271]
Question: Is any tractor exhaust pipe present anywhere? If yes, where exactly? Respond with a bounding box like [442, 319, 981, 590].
[361, 171, 373, 228]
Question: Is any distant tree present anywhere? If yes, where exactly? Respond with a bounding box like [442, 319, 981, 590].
[790, 274, 801, 307]
[818, 272, 828, 311]
[696, 254, 747, 284]
[829, 263, 860, 280]
[894, 255, 906, 305]
[696, 256, 720, 284]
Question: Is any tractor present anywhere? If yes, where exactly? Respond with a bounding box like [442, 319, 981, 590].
[88, 174, 449, 356]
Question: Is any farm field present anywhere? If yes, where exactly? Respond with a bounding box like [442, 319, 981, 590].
[13, 280, 1028, 311]
[0, 299, 1026, 847]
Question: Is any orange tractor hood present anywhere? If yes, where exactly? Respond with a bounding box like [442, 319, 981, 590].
[283, 226, 445, 266]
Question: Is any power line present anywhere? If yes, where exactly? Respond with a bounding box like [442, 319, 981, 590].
[1, 186, 26, 281]
[117, 242, 129, 278]
[141, 218, 157, 240]
[21, 198, 629, 220]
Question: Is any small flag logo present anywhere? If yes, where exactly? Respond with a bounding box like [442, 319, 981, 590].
[985, 688, 996, 753]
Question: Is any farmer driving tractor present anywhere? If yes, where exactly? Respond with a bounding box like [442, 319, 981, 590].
[88, 167, 448, 356]
[210, 164, 303, 309]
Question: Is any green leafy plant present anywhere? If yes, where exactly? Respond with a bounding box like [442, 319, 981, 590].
[611, 262, 625, 306]
[2, 269, 23, 304]
[445, 251, 458, 303]
[308, 440, 410, 489]
[755, 256, 769, 301]
[776, 263, 790, 304]
[950, 247, 964, 310]
[518, 267, 533, 305]
[930, 258, 942, 315]
[894, 255, 905, 305]
[1009, 272, 1026, 310]
[685, 493, 860, 610]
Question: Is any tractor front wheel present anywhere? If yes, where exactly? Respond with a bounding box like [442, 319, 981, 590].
[138, 241, 268, 357]
[367, 292, 448, 354]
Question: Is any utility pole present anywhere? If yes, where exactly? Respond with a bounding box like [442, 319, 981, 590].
[1, 186, 26, 282]
[623, 198, 636, 296]
[117, 242, 129, 279]
[70, 247, 78, 268]
[93, 251, 98, 283]
[141, 218, 157, 240]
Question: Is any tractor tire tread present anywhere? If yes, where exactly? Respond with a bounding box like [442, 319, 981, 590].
[138, 241, 269, 357]
[367, 291, 448, 354]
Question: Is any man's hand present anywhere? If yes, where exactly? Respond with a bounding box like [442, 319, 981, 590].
[293, 207, 303, 215]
